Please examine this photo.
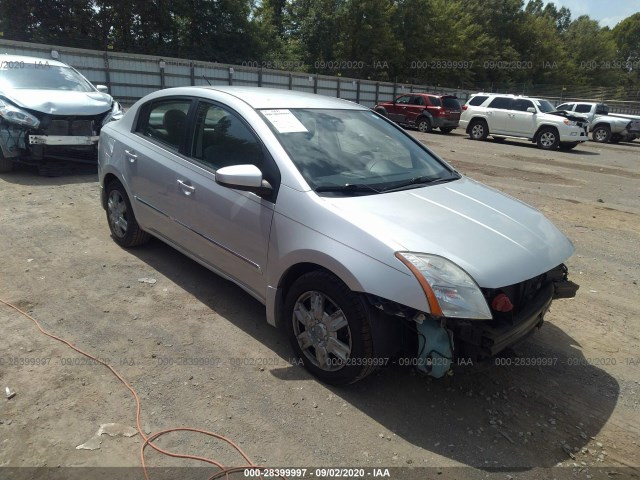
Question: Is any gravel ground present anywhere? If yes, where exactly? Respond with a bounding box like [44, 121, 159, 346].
[1, 133, 639, 480]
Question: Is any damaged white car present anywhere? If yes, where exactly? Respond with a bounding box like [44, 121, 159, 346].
[0, 54, 122, 172]
[99, 87, 579, 385]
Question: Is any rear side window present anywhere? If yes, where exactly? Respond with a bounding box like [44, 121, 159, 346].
[595, 104, 609, 115]
[138, 99, 192, 151]
[442, 97, 460, 109]
[575, 104, 591, 113]
[468, 95, 489, 106]
[487, 97, 513, 110]
[427, 96, 442, 106]
[410, 96, 425, 106]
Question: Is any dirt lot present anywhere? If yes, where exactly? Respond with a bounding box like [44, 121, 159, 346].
[1, 133, 639, 480]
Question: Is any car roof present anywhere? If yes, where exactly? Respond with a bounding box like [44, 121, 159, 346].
[0, 53, 69, 68]
[199, 86, 366, 110]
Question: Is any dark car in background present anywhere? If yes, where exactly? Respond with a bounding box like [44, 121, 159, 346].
[0, 54, 123, 173]
[374, 93, 461, 133]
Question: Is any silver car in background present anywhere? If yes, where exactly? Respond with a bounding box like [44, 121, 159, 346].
[0, 54, 122, 172]
[98, 86, 578, 385]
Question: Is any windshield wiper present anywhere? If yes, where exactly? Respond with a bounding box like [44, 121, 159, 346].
[314, 183, 382, 195]
[380, 173, 460, 193]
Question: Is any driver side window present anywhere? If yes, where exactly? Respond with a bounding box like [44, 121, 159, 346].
[395, 96, 411, 105]
[190, 102, 264, 171]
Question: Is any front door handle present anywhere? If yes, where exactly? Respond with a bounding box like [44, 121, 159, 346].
[124, 150, 137, 163]
[177, 179, 195, 196]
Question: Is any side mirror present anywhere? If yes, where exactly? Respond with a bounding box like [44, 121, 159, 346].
[96, 85, 109, 94]
[215, 164, 273, 196]
[526, 107, 536, 113]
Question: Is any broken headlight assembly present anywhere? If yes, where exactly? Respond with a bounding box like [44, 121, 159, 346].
[395, 252, 492, 320]
[0, 99, 40, 129]
[102, 101, 123, 126]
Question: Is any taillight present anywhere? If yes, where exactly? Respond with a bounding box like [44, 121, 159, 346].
[430, 106, 443, 117]
[462, 105, 468, 111]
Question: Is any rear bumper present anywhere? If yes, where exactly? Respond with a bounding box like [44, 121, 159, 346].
[429, 117, 460, 128]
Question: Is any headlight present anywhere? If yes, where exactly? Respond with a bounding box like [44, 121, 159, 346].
[102, 101, 123, 126]
[395, 252, 492, 319]
[0, 99, 40, 128]
[563, 119, 577, 126]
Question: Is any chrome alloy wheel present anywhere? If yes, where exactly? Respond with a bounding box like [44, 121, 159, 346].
[292, 291, 352, 371]
[107, 189, 128, 238]
[539, 131, 556, 148]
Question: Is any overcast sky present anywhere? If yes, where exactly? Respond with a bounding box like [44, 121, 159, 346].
[535, 0, 640, 28]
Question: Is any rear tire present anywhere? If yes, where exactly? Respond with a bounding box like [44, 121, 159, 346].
[559, 142, 579, 150]
[592, 125, 611, 143]
[469, 119, 488, 140]
[284, 270, 375, 385]
[105, 180, 150, 248]
[536, 127, 560, 150]
[416, 117, 432, 133]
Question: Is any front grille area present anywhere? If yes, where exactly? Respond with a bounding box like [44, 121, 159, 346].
[38, 112, 110, 136]
[44, 119, 96, 136]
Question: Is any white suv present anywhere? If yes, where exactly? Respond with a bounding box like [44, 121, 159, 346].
[459, 93, 589, 150]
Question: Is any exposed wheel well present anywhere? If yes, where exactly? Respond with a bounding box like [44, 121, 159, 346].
[592, 122, 610, 131]
[102, 173, 121, 209]
[466, 117, 487, 133]
[534, 125, 559, 142]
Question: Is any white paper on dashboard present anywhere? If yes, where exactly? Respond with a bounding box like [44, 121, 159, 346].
[262, 109, 308, 133]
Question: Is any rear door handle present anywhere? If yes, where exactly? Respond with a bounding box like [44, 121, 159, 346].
[124, 149, 137, 163]
[177, 179, 195, 196]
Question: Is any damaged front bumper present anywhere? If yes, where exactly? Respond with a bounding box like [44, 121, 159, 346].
[408, 264, 578, 378]
[0, 111, 108, 165]
[29, 135, 99, 146]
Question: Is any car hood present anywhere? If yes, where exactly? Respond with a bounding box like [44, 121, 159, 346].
[1, 89, 112, 116]
[548, 110, 588, 123]
[323, 177, 575, 288]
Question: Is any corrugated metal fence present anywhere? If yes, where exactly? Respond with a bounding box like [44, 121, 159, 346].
[0, 39, 468, 108]
[2, 39, 639, 115]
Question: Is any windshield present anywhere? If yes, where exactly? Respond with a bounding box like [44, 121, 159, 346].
[0, 65, 95, 92]
[534, 99, 555, 113]
[261, 108, 456, 194]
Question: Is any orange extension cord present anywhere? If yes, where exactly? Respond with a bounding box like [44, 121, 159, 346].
[0, 298, 285, 480]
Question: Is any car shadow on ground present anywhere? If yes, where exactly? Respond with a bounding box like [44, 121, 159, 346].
[460, 137, 602, 156]
[0, 162, 98, 185]
[127, 238, 621, 471]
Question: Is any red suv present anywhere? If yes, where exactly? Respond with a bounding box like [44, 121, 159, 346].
[374, 93, 461, 133]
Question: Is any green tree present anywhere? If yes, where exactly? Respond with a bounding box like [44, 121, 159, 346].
[563, 16, 624, 86]
[334, 0, 403, 80]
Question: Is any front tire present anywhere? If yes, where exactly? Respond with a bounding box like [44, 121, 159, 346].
[592, 125, 611, 143]
[284, 270, 375, 385]
[105, 180, 150, 248]
[469, 119, 488, 140]
[536, 127, 560, 150]
[416, 117, 432, 133]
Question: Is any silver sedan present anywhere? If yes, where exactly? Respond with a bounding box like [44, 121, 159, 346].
[98, 86, 578, 385]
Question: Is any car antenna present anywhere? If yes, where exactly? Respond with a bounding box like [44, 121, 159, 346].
[202, 75, 212, 86]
